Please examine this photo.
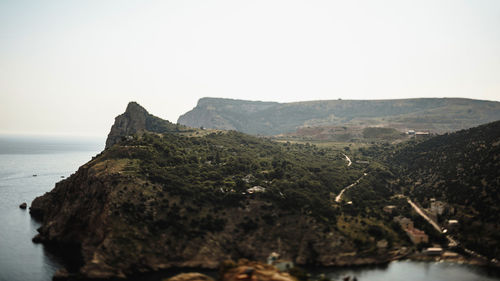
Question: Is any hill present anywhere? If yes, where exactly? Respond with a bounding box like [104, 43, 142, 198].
[106, 101, 190, 149]
[30, 102, 407, 279]
[389, 120, 500, 259]
[178, 97, 500, 135]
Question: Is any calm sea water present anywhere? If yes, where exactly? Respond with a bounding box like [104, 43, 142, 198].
[0, 135, 103, 281]
[0, 135, 499, 281]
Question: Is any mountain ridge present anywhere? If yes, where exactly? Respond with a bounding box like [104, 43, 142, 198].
[178, 97, 500, 135]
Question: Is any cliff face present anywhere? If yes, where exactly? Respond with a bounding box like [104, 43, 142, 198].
[177, 98, 279, 133]
[105, 102, 149, 149]
[178, 97, 500, 135]
[105, 102, 184, 149]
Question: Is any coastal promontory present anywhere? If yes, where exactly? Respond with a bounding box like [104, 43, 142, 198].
[30, 102, 407, 279]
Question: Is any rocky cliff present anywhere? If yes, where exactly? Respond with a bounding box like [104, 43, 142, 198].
[105, 102, 185, 149]
[30, 102, 407, 279]
[178, 97, 500, 135]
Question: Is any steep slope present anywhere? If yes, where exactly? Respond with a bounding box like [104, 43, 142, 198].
[389, 120, 500, 259]
[178, 97, 500, 135]
[30, 103, 405, 279]
[106, 102, 188, 149]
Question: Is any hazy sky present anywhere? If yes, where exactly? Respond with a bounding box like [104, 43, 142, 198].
[1, 0, 499, 136]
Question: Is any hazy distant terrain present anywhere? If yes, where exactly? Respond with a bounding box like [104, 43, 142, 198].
[178, 97, 500, 135]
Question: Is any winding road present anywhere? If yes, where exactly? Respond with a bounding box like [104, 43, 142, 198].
[335, 173, 367, 203]
[342, 153, 352, 167]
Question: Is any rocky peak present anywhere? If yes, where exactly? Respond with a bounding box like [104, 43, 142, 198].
[105, 102, 184, 149]
[105, 102, 150, 149]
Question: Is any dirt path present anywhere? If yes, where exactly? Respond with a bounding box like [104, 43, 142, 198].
[335, 173, 367, 202]
[342, 153, 352, 167]
[406, 198, 442, 233]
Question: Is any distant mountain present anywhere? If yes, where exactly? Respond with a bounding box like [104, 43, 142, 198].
[178, 97, 500, 135]
[389, 120, 500, 259]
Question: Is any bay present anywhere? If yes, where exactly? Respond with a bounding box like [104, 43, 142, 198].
[0, 135, 499, 281]
[0, 135, 103, 281]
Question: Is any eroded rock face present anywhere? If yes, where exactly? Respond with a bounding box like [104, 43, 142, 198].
[166, 272, 215, 281]
[166, 260, 297, 281]
[105, 102, 149, 149]
[220, 260, 297, 281]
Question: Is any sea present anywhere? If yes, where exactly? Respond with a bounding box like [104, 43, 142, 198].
[0, 135, 499, 281]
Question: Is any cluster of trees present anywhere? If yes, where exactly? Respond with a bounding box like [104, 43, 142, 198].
[102, 130, 371, 236]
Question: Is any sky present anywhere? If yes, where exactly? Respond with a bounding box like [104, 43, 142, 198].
[1, 0, 499, 136]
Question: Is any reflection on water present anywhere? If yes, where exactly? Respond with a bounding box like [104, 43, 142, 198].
[307, 260, 500, 281]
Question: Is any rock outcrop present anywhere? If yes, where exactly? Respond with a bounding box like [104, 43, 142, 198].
[105, 102, 150, 149]
[166, 272, 215, 281]
[220, 259, 297, 281]
[166, 260, 297, 281]
[105, 102, 184, 149]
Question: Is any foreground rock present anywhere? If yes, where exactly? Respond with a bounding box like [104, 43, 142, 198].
[166, 272, 215, 281]
[220, 260, 297, 281]
[166, 260, 296, 281]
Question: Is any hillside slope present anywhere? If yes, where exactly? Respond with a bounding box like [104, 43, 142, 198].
[178, 97, 500, 135]
[389, 120, 500, 259]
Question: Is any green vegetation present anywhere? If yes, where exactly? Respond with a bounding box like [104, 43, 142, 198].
[103, 131, 363, 224]
[362, 127, 404, 140]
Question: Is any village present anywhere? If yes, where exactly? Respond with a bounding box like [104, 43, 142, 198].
[382, 196, 475, 264]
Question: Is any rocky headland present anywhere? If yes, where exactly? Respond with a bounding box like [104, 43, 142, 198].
[30, 102, 409, 279]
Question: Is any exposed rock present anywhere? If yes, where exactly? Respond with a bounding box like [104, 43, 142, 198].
[19, 202, 27, 209]
[32, 234, 43, 243]
[52, 268, 70, 281]
[165, 272, 215, 281]
[105, 102, 182, 149]
[220, 259, 297, 281]
[105, 102, 149, 149]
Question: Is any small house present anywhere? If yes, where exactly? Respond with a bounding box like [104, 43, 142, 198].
[247, 186, 266, 194]
[383, 205, 396, 214]
[423, 247, 443, 256]
[406, 228, 429, 244]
